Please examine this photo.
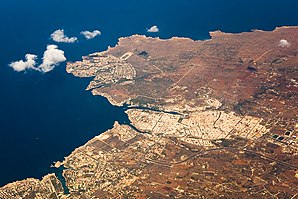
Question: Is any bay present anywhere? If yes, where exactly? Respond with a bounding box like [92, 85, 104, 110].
[0, 0, 297, 186]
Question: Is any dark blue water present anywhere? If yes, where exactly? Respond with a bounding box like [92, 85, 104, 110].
[0, 0, 298, 186]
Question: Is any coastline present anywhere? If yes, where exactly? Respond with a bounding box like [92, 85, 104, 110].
[1, 26, 298, 198]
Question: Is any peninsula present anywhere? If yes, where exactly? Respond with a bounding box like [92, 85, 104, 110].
[1, 26, 298, 198]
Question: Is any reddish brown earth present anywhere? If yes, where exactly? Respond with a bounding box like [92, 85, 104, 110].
[1, 27, 297, 199]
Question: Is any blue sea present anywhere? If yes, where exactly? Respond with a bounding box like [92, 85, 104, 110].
[0, 0, 298, 186]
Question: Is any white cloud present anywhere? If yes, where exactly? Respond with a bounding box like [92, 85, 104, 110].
[9, 45, 66, 73]
[50, 29, 78, 43]
[147, 25, 159, 33]
[38, 45, 67, 73]
[9, 54, 38, 72]
[81, 30, 101, 39]
[278, 39, 290, 47]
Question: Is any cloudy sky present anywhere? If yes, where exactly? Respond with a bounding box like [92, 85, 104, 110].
[50, 29, 102, 43]
[147, 25, 159, 33]
[9, 54, 38, 72]
[9, 28, 104, 73]
[81, 30, 101, 39]
[50, 29, 78, 43]
[279, 39, 290, 47]
[9, 45, 66, 73]
[9, 25, 161, 73]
